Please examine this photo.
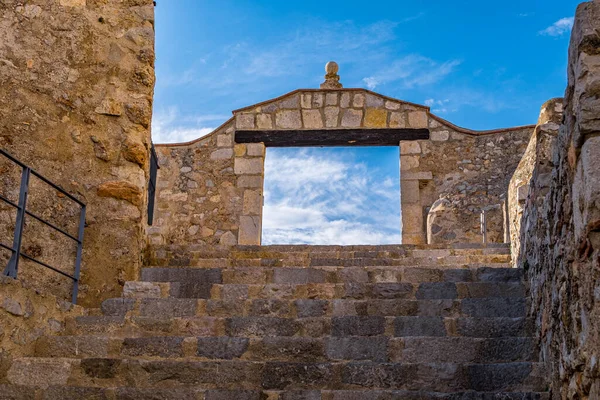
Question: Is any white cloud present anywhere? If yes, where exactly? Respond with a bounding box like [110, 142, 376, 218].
[361, 56, 461, 90]
[424, 98, 453, 114]
[539, 17, 574, 37]
[262, 149, 401, 245]
[151, 107, 228, 143]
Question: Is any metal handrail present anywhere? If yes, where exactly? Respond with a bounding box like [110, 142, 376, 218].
[0, 148, 86, 304]
[147, 143, 159, 225]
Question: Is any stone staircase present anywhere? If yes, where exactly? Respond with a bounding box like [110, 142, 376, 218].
[1, 244, 549, 399]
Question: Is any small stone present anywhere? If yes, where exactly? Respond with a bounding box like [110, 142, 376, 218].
[70, 130, 82, 143]
[122, 139, 147, 167]
[276, 110, 302, 129]
[95, 98, 122, 116]
[59, 0, 86, 5]
[188, 225, 200, 236]
[341, 109, 363, 128]
[180, 166, 192, 173]
[302, 110, 323, 129]
[3, 298, 23, 316]
[201, 226, 214, 237]
[219, 231, 237, 246]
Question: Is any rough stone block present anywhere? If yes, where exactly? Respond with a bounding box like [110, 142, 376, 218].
[401, 179, 420, 204]
[326, 337, 388, 361]
[280, 391, 321, 400]
[115, 388, 199, 400]
[262, 362, 333, 390]
[250, 299, 291, 316]
[324, 106, 340, 128]
[42, 387, 107, 400]
[247, 143, 265, 157]
[302, 110, 324, 129]
[274, 268, 327, 284]
[226, 317, 301, 336]
[238, 175, 263, 188]
[7, 358, 73, 388]
[461, 298, 526, 318]
[400, 141, 421, 155]
[341, 362, 411, 388]
[257, 114, 273, 129]
[353, 93, 365, 108]
[276, 110, 302, 129]
[295, 299, 329, 317]
[243, 190, 263, 215]
[416, 283, 458, 299]
[390, 112, 406, 128]
[237, 113, 255, 129]
[122, 337, 184, 357]
[301, 93, 312, 109]
[239, 215, 261, 245]
[401, 155, 419, 171]
[332, 316, 385, 336]
[394, 316, 446, 336]
[123, 281, 163, 298]
[364, 108, 388, 128]
[372, 283, 413, 299]
[408, 111, 428, 128]
[205, 391, 263, 400]
[101, 298, 135, 316]
[251, 337, 324, 361]
[340, 93, 351, 108]
[235, 158, 264, 175]
[210, 148, 233, 160]
[341, 109, 363, 128]
[217, 133, 233, 147]
[430, 130, 450, 141]
[197, 337, 249, 359]
[139, 299, 197, 317]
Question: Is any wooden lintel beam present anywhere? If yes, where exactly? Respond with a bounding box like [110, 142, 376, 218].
[235, 128, 430, 147]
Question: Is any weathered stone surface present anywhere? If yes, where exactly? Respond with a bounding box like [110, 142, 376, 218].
[237, 114, 256, 129]
[332, 316, 385, 336]
[122, 336, 184, 357]
[262, 362, 333, 390]
[235, 158, 264, 175]
[7, 358, 72, 388]
[276, 110, 302, 129]
[97, 181, 143, 206]
[395, 316, 446, 337]
[302, 110, 324, 129]
[364, 109, 388, 128]
[341, 109, 363, 128]
[326, 337, 388, 361]
[408, 111, 428, 128]
[197, 337, 249, 359]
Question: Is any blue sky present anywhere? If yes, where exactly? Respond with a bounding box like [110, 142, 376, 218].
[152, 0, 579, 244]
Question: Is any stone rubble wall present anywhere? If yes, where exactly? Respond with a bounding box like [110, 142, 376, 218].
[0, 0, 155, 307]
[508, 98, 563, 264]
[518, 2, 600, 397]
[153, 89, 533, 246]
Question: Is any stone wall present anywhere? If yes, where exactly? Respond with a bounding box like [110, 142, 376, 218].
[0, 276, 84, 359]
[518, 2, 600, 397]
[508, 98, 562, 263]
[0, 0, 155, 307]
[152, 88, 533, 246]
[150, 120, 266, 247]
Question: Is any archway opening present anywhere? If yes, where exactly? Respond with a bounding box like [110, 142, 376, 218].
[262, 147, 401, 245]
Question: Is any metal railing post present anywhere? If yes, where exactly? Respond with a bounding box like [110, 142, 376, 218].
[71, 205, 86, 304]
[4, 167, 30, 278]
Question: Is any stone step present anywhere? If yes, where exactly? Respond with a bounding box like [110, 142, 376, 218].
[66, 315, 531, 338]
[99, 297, 527, 319]
[4, 358, 547, 392]
[125, 281, 525, 301]
[33, 335, 535, 363]
[0, 385, 551, 399]
[148, 256, 512, 268]
[136, 267, 522, 288]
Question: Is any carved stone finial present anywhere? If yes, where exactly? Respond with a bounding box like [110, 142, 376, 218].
[320, 61, 343, 89]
